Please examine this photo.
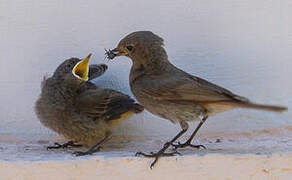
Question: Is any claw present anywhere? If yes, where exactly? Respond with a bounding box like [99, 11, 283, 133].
[135, 149, 181, 169]
[135, 152, 146, 157]
[173, 151, 182, 156]
[161, 151, 181, 156]
[172, 141, 206, 150]
[135, 128, 188, 168]
[47, 141, 82, 150]
[189, 144, 206, 149]
[73, 146, 101, 156]
[47, 143, 62, 150]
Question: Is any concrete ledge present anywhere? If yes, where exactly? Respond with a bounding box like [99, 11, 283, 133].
[1, 127, 292, 180]
[1, 153, 292, 180]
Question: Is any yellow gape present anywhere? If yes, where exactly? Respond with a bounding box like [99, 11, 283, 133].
[72, 53, 91, 81]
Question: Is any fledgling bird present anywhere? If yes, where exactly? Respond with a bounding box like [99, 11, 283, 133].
[106, 31, 288, 168]
[35, 54, 144, 155]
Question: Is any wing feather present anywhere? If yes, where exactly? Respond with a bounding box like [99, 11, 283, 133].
[75, 88, 142, 121]
[136, 72, 249, 103]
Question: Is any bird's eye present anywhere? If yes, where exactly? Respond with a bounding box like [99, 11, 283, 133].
[66, 64, 71, 69]
[126, 45, 133, 51]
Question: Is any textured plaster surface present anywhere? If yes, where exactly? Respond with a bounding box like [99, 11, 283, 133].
[1, 128, 292, 179]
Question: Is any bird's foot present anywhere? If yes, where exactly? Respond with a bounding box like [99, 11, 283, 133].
[73, 146, 102, 156]
[135, 142, 181, 169]
[47, 141, 82, 150]
[171, 140, 206, 150]
[135, 150, 181, 157]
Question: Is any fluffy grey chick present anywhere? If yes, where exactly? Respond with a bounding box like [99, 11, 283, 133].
[35, 54, 144, 155]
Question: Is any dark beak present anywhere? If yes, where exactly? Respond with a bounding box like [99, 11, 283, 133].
[105, 48, 128, 60]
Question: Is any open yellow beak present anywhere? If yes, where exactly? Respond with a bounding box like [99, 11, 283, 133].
[72, 53, 91, 81]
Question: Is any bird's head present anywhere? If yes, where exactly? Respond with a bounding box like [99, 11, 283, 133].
[53, 54, 91, 83]
[106, 31, 167, 65]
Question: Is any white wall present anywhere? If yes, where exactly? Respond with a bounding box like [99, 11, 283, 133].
[0, 0, 291, 139]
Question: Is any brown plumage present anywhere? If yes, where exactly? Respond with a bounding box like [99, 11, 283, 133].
[35, 54, 143, 155]
[107, 31, 287, 168]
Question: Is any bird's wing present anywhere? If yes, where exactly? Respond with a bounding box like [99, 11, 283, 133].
[88, 64, 108, 81]
[137, 72, 249, 103]
[75, 88, 142, 121]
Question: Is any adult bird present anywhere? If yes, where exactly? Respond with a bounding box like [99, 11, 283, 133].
[106, 31, 287, 168]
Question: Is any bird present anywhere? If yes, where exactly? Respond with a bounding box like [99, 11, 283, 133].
[35, 54, 144, 156]
[106, 31, 288, 168]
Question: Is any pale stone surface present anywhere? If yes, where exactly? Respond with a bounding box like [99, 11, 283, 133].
[1, 154, 292, 180]
[1, 127, 292, 179]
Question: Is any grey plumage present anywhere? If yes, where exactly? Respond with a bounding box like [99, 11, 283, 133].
[35, 55, 143, 154]
[88, 64, 108, 81]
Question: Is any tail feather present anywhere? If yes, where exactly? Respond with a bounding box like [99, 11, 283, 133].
[229, 102, 287, 112]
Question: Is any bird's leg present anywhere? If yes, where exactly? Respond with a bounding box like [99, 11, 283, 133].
[172, 116, 208, 150]
[73, 133, 111, 156]
[47, 141, 82, 150]
[136, 121, 189, 169]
